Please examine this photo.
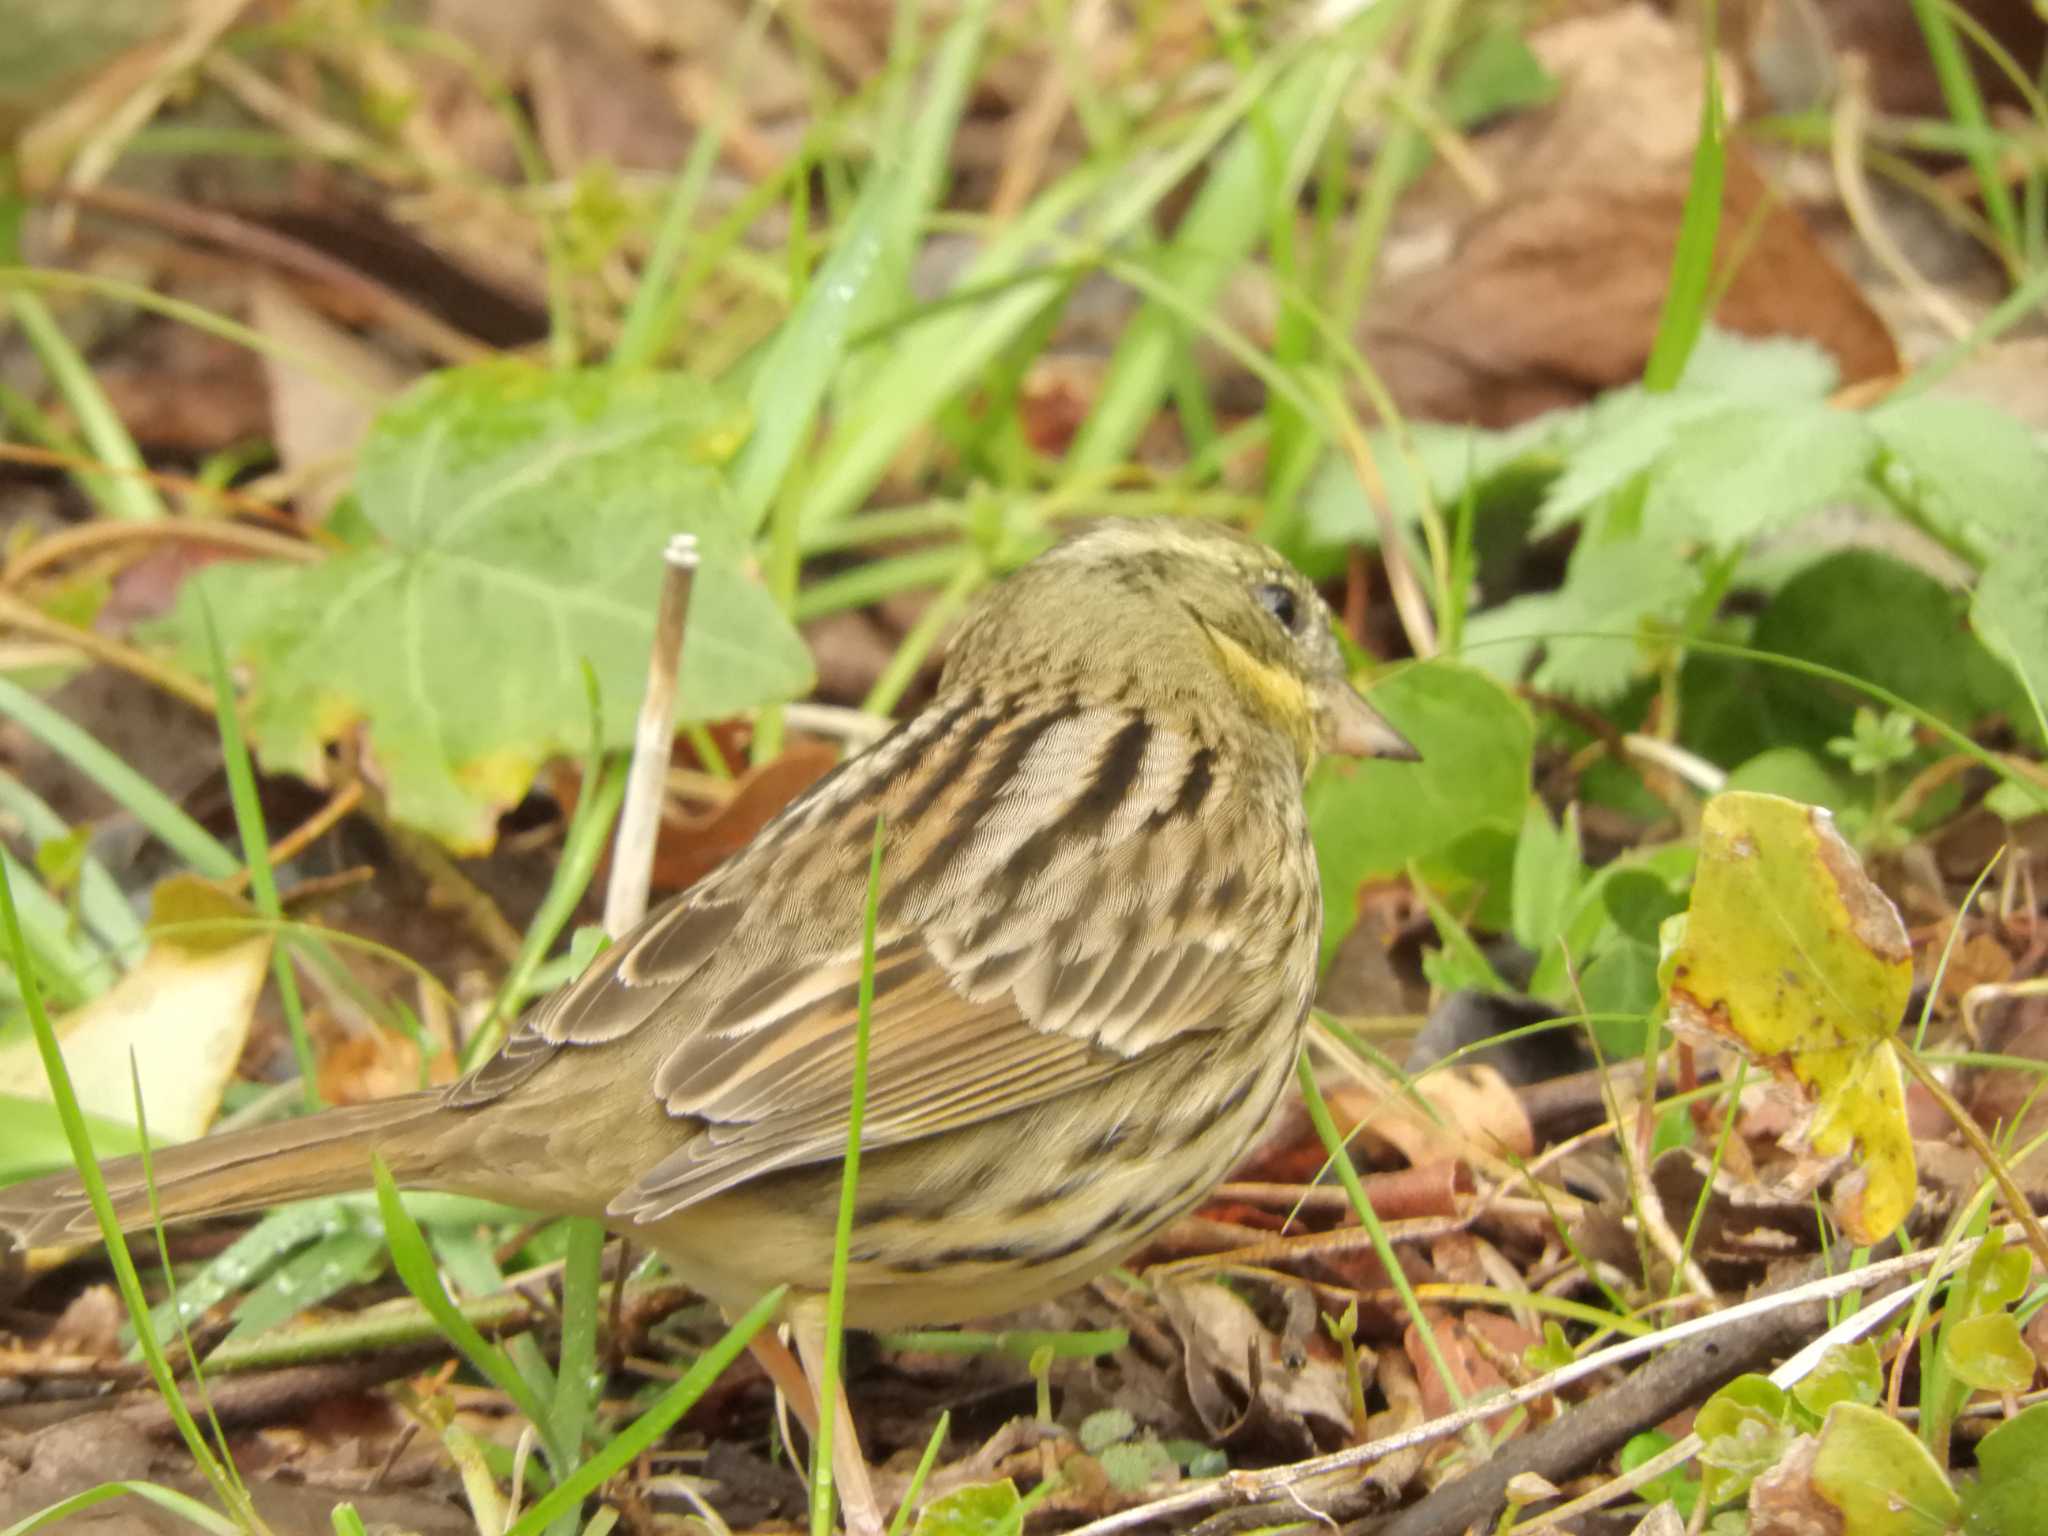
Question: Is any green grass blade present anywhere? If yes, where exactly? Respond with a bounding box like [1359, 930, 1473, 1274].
[545, 1217, 608, 1533]
[1908, 0, 2021, 260]
[796, 38, 1303, 535]
[0, 1482, 243, 1536]
[0, 770, 145, 959]
[372, 1155, 563, 1460]
[813, 812, 887, 1536]
[0, 677, 236, 878]
[0, 862, 261, 1531]
[1642, 5, 1726, 391]
[1064, 45, 1360, 472]
[1295, 1050, 1473, 1422]
[503, 1284, 787, 1536]
[196, 599, 319, 1108]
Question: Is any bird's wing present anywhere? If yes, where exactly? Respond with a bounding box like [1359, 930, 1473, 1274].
[447, 696, 1307, 1223]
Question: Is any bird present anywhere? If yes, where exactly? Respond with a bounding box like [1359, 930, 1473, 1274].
[0, 516, 1416, 1530]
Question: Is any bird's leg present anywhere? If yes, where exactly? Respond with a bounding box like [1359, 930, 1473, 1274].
[789, 1298, 886, 1536]
[744, 1328, 821, 1435]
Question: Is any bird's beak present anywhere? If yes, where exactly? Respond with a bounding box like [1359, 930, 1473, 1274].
[1318, 680, 1420, 761]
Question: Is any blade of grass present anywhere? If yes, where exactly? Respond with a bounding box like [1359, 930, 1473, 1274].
[812, 812, 887, 1536]
[0, 180, 165, 523]
[1063, 41, 1365, 472]
[196, 598, 319, 1109]
[372, 1155, 565, 1461]
[0, 846, 107, 1007]
[0, 861, 264, 1533]
[503, 1283, 786, 1536]
[544, 1219, 607, 1536]
[1641, 2, 1726, 392]
[1295, 1050, 1477, 1437]
[1908, 0, 2021, 260]
[1328, 0, 1458, 333]
[796, 36, 1306, 537]
[0, 676, 236, 877]
[130, 1057, 248, 1502]
[887, 1410, 951, 1536]
[0, 771, 145, 959]
[0, 1482, 243, 1536]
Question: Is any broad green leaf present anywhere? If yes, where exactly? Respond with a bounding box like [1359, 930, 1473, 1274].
[1695, 1374, 1795, 1507]
[1792, 1341, 1882, 1420]
[1438, 23, 1558, 125]
[1497, 534, 1701, 701]
[172, 364, 811, 849]
[1663, 792, 1915, 1243]
[1811, 1404, 1960, 1535]
[1944, 1312, 2034, 1394]
[911, 1481, 1023, 1536]
[1677, 330, 1840, 401]
[1646, 402, 1875, 547]
[1306, 662, 1531, 957]
[1962, 1401, 2048, 1535]
[1510, 798, 1582, 954]
[1870, 394, 2048, 555]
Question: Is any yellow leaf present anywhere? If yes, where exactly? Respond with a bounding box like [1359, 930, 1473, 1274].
[1664, 792, 1914, 1243]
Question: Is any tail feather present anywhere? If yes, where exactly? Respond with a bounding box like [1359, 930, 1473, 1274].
[0, 1093, 443, 1254]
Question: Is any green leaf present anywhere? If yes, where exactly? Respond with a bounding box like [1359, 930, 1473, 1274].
[223, 1228, 385, 1343]
[1870, 394, 2048, 556]
[1811, 1403, 1961, 1535]
[1962, 1401, 2048, 1535]
[1505, 534, 1701, 701]
[1725, 747, 1854, 812]
[1439, 23, 1557, 126]
[1695, 1374, 1796, 1507]
[1792, 1341, 1882, 1421]
[1078, 1409, 1135, 1453]
[1751, 551, 2033, 748]
[1646, 402, 1875, 546]
[1306, 662, 1531, 956]
[1096, 1441, 1175, 1495]
[1664, 792, 1915, 1244]
[171, 364, 811, 850]
[1510, 798, 1582, 955]
[1944, 1312, 2035, 1394]
[910, 1481, 1023, 1536]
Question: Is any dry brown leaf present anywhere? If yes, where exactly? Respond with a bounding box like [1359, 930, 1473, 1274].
[1364, 3, 1895, 427]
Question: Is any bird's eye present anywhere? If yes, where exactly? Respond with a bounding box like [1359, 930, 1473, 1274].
[1254, 582, 1300, 633]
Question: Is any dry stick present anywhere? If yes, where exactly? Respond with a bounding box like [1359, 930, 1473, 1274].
[224, 781, 365, 894]
[602, 533, 699, 938]
[1501, 1272, 1930, 1536]
[1057, 1237, 1991, 1536]
[0, 444, 314, 548]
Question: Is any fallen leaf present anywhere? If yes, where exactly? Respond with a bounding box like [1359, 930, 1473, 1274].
[0, 876, 271, 1142]
[1664, 792, 1916, 1245]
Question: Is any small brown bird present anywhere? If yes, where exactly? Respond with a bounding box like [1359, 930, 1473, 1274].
[0, 518, 1415, 1528]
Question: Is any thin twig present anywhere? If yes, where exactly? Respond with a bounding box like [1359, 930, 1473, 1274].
[603, 533, 699, 937]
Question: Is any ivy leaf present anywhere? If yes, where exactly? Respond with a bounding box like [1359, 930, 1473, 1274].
[170, 364, 813, 850]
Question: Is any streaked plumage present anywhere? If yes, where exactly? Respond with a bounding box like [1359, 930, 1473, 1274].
[0, 518, 1414, 1512]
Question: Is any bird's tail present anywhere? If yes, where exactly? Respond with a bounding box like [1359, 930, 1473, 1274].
[0, 1093, 445, 1256]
